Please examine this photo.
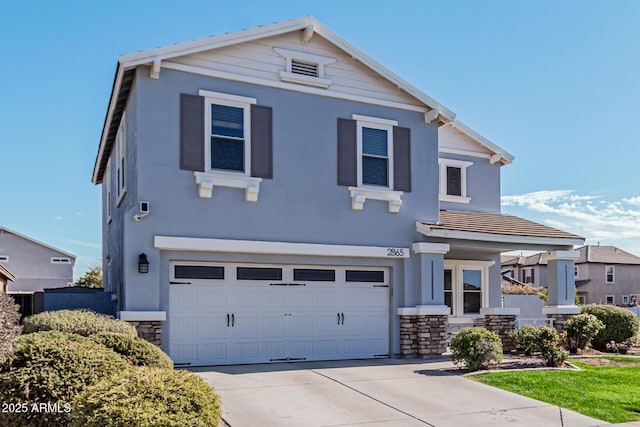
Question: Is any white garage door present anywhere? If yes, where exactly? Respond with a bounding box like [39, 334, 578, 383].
[168, 263, 390, 366]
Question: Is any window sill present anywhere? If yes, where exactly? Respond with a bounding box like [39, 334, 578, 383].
[348, 186, 403, 213]
[279, 71, 331, 88]
[439, 194, 471, 204]
[194, 171, 262, 202]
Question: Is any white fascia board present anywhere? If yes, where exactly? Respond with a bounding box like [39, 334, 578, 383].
[416, 222, 585, 247]
[154, 236, 410, 259]
[119, 311, 167, 321]
[92, 64, 125, 184]
[311, 20, 455, 122]
[452, 120, 514, 165]
[119, 17, 313, 67]
[541, 250, 580, 262]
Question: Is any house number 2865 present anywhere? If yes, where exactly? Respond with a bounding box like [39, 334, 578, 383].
[386, 248, 404, 257]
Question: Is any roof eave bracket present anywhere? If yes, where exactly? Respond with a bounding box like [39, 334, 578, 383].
[302, 24, 314, 44]
[150, 58, 161, 79]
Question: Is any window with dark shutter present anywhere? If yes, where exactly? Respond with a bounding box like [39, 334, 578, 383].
[210, 104, 245, 172]
[180, 94, 205, 171]
[337, 118, 357, 186]
[362, 127, 389, 186]
[250, 105, 273, 179]
[393, 126, 411, 192]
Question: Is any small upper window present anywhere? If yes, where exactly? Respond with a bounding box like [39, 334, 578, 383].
[200, 90, 256, 175]
[605, 265, 615, 284]
[574, 265, 579, 278]
[354, 115, 396, 189]
[115, 112, 127, 205]
[605, 295, 615, 305]
[274, 48, 335, 88]
[51, 257, 71, 264]
[438, 158, 472, 204]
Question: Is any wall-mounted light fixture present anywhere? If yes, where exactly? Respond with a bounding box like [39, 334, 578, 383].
[138, 253, 149, 273]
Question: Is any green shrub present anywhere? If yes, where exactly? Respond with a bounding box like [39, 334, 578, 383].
[564, 313, 604, 352]
[583, 305, 639, 350]
[537, 326, 568, 367]
[510, 325, 541, 355]
[0, 293, 22, 362]
[90, 333, 173, 369]
[72, 367, 222, 427]
[0, 331, 130, 426]
[22, 309, 137, 337]
[450, 327, 503, 371]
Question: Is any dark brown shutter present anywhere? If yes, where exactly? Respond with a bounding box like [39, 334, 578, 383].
[393, 126, 411, 192]
[250, 105, 273, 179]
[180, 94, 205, 171]
[337, 118, 357, 186]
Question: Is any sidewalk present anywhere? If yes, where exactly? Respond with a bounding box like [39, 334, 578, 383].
[193, 357, 611, 427]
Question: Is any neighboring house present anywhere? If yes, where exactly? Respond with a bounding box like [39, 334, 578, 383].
[92, 17, 584, 366]
[502, 245, 640, 306]
[0, 227, 75, 315]
[501, 253, 547, 287]
[0, 263, 16, 293]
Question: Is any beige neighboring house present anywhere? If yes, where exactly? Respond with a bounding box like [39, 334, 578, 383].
[0, 263, 16, 293]
[502, 245, 640, 306]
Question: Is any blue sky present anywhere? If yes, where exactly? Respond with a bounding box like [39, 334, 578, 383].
[1, 0, 639, 277]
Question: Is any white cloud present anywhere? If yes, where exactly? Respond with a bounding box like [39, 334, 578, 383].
[501, 190, 640, 255]
[66, 239, 101, 249]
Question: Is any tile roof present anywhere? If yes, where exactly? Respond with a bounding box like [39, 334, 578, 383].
[425, 210, 584, 241]
[577, 245, 640, 265]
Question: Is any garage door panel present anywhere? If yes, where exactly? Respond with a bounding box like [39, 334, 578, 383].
[168, 263, 390, 366]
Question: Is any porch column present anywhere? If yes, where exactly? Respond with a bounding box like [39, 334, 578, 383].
[480, 307, 520, 352]
[542, 250, 580, 331]
[397, 243, 450, 356]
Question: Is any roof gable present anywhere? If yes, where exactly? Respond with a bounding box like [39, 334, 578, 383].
[439, 121, 514, 165]
[0, 227, 76, 261]
[577, 245, 640, 265]
[92, 16, 462, 184]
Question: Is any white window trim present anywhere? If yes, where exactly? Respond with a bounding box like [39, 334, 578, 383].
[444, 260, 493, 317]
[115, 111, 127, 206]
[194, 90, 261, 202]
[622, 295, 630, 305]
[438, 158, 472, 204]
[106, 157, 112, 224]
[605, 295, 615, 305]
[274, 47, 335, 88]
[349, 114, 402, 213]
[51, 257, 71, 264]
[605, 265, 615, 284]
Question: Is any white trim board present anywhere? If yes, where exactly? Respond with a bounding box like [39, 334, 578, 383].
[416, 222, 585, 247]
[154, 236, 410, 259]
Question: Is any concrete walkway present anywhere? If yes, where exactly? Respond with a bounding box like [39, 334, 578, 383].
[192, 357, 610, 427]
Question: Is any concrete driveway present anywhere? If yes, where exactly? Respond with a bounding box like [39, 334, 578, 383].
[191, 358, 608, 427]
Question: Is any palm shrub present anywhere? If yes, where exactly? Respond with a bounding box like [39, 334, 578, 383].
[0, 331, 130, 426]
[564, 313, 603, 353]
[72, 367, 222, 427]
[582, 305, 638, 351]
[22, 309, 137, 337]
[90, 332, 173, 369]
[0, 293, 21, 362]
[450, 327, 503, 371]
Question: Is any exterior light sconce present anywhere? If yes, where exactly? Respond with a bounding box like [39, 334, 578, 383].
[138, 253, 149, 273]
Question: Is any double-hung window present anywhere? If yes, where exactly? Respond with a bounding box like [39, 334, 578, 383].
[438, 158, 472, 204]
[115, 112, 127, 205]
[185, 90, 272, 202]
[605, 265, 615, 284]
[360, 124, 392, 187]
[340, 114, 408, 213]
[202, 91, 254, 174]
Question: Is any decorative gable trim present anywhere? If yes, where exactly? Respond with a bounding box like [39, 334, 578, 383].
[274, 47, 336, 88]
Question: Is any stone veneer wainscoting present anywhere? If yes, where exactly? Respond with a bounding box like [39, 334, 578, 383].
[484, 314, 517, 352]
[400, 314, 448, 356]
[127, 321, 162, 346]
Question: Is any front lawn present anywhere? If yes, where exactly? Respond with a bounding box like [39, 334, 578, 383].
[473, 357, 640, 423]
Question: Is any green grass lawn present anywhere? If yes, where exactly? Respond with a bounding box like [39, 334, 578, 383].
[473, 357, 640, 423]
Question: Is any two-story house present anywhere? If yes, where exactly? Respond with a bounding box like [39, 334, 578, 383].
[0, 227, 76, 316]
[92, 17, 584, 366]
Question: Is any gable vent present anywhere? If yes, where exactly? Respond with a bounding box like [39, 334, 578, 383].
[291, 60, 319, 77]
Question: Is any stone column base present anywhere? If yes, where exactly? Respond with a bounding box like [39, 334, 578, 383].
[400, 314, 448, 356]
[484, 314, 517, 352]
[126, 320, 162, 346]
